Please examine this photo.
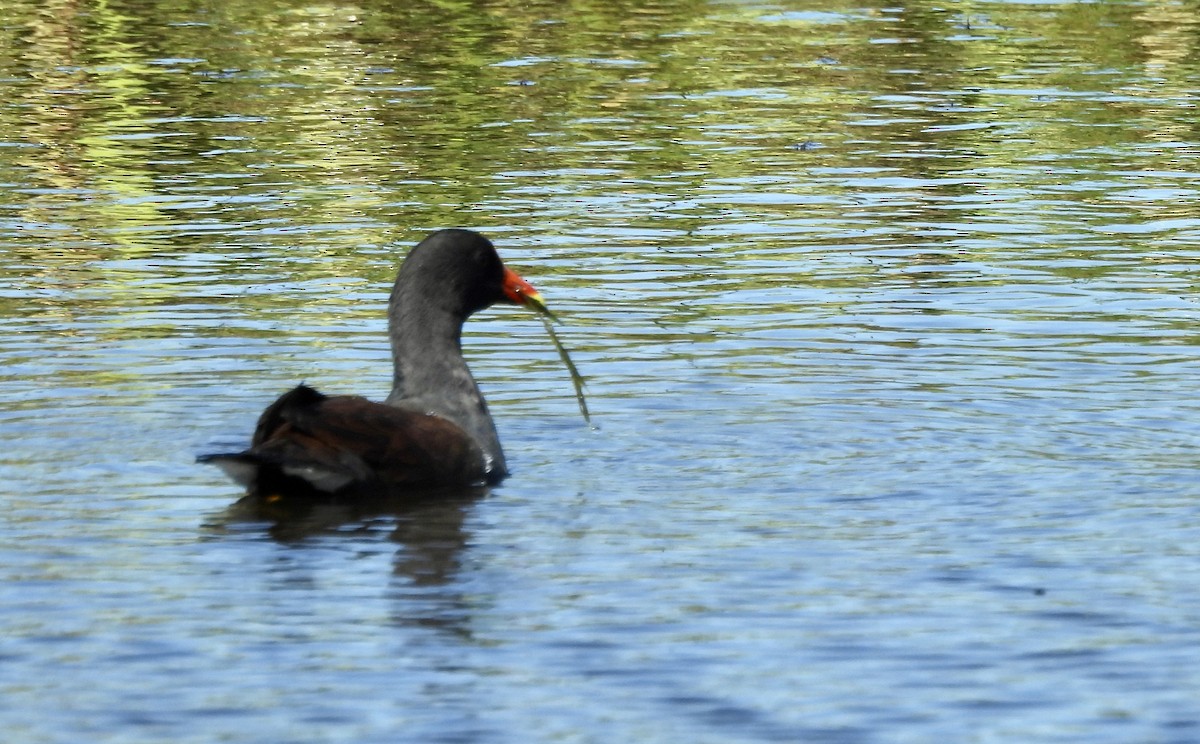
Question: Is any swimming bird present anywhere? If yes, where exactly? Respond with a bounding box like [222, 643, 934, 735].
[199, 228, 551, 500]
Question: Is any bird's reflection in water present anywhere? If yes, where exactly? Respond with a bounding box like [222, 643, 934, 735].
[208, 485, 490, 638]
[385, 491, 485, 639]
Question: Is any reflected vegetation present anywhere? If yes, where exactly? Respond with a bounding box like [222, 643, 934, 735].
[3, 0, 1197, 259]
[1, 1, 1195, 299]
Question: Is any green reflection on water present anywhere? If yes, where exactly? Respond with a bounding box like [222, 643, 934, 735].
[0, 0, 1196, 329]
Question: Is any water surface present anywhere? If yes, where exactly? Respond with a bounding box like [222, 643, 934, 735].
[2, 0, 1200, 741]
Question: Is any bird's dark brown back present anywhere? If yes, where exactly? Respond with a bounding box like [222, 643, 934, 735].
[249, 385, 488, 494]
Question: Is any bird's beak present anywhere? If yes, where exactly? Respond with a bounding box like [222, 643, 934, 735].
[502, 267, 558, 322]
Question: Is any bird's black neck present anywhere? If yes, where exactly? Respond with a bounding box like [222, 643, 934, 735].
[384, 291, 508, 479]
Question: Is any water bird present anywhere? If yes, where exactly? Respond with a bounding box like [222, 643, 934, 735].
[199, 228, 562, 501]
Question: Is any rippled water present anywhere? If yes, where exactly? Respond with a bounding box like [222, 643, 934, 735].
[3, 0, 1200, 741]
